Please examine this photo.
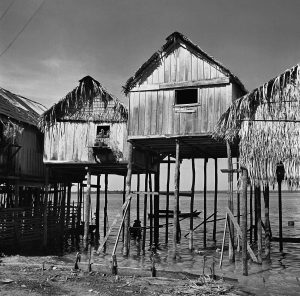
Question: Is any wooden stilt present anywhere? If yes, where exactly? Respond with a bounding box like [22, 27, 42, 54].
[165, 155, 170, 245]
[203, 158, 207, 249]
[95, 175, 101, 243]
[149, 173, 153, 247]
[226, 141, 235, 262]
[83, 168, 91, 250]
[278, 180, 283, 252]
[60, 184, 66, 251]
[173, 139, 180, 259]
[53, 183, 58, 216]
[122, 175, 126, 242]
[154, 165, 160, 247]
[256, 185, 262, 263]
[123, 142, 133, 256]
[137, 174, 140, 221]
[142, 172, 148, 253]
[213, 158, 218, 243]
[263, 184, 271, 259]
[236, 158, 241, 252]
[249, 185, 253, 244]
[241, 168, 248, 276]
[189, 158, 195, 251]
[103, 173, 108, 252]
[66, 183, 71, 232]
[43, 167, 49, 248]
[254, 186, 258, 242]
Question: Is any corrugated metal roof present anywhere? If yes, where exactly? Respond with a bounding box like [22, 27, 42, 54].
[0, 87, 46, 126]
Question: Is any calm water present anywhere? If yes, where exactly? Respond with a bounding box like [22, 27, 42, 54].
[68, 191, 300, 295]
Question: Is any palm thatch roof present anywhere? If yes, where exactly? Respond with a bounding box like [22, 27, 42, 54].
[123, 31, 246, 95]
[39, 76, 128, 131]
[214, 64, 300, 187]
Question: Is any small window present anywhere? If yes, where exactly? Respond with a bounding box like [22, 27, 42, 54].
[96, 125, 110, 138]
[175, 88, 198, 105]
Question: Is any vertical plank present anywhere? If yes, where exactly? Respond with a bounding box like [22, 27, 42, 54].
[150, 92, 157, 135]
[207, 87, 215, 132]
[168, 90, 174, 134]
[198, 58, 204, 80]
[191, 53, 198, 81]
[203, 60, 211, 79]
[152, 68, 159, 84]
[170, 50, 177, 82]
[162, 91, 169, 134]
[138, 92, 145, 136]
[156, 91, 164, 135]
[210, 65, 217, 79]
[144, 92, 152, 135]
[185, 50, 192, 81]
[178, 47, 185, 82]
[158, 58, 164, 83]
[164, 54, 171, 83]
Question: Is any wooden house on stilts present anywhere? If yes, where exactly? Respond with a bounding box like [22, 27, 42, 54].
[123, 32, 246, 257]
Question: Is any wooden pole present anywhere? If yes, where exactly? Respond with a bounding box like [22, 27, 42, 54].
[66, 183, 71, 232]
[103, 173, 108, 252]
[213, 158, 218, 243]
[154, 164, 160, 247]
[165, 155, 170, 245]
[226, 141, 235, 262]
[263, 184, 271, 259]
[43, 167, 49, 248]
[149, 173, 153, 247]
[278, 180, 283, 252]
[189, 158, 195, 251]
[95, 175, 101, 243]
[123, 142, 133, 256]
[254, 186, 258, 242]
[236, 158, 240, 252]
[173, 139, 180, 259]
[241, 168, 248, 276]
[53, 183, 58, 216]
[122, 175, 126, 242]
[136, 174, 140, 221]
[249, 185, 253, 244]
[60, 184, 66, 251]
[142, 172, 148, 253]
[203, 158, 207, 249]
[83, 168, 91, 250]
[256, 185, 262, 263]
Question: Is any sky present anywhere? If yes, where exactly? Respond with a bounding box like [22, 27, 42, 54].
[0, 0, 300, 190]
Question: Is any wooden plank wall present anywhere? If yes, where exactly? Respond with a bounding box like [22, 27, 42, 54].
[129, 43, 236, 137]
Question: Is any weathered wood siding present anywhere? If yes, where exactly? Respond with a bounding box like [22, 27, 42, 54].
[12, 127, 44, 178]
[129, 43, 238, 137]
[44, 122, 127, 163]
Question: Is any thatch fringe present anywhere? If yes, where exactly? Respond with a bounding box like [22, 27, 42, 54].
[214, 64, 300, 187]
[39, 76, 128, 131]
[123, 31, 246, 95]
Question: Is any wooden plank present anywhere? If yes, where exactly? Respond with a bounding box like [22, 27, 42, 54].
[161, 90, 169, 134]
[158, 58, 165, 83]
[130, 77, 229, 92]
[198, 58, 204, 80]
[203, 60, 211, 79]
[207, 87, 215, 132]
[144, 92, 151, 135]
[156, 91, 164, 135]
[170, 50, 177, 82]
[178, 46, 185, 82]
[185, 50, 192, 81]
[168, 90, 174, 134]
[150, 92, 158, 135]
[226, 207, 258, 263]
[152, 67, 159, 84]
[191, 53, 198, 81]
[138, 92, 145, 135]
[210, 65, 217, 79]
[164, 53, 171, 83]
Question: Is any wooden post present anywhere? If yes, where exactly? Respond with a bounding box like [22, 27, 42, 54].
[123, 142, 133, 256]
[66, 183, 71, 232]
[213, 158, 218, 243]
[142, 172, 149, 253]
[173, 140, 180, 259]
[254, 186, 258, 242]
[149, 173, 153, 247]
[53, 183, 58, 216]
[60, 184, 66, 250]
[165, 155, 170, 245]
[122, 175, 126, 242]
[189, 158, 195, 251]
[263, 184, 271, 259]
[83, 168, 91, 250]
[256, 185, 262, 263]
[95, 175, 101, 243]
[226, 141, 235, 262]
[236, 158, 241, 252]
[241, 168, 248, 276]
[154, 165, 160, 247]
[278, 180, 283, 252]
[43, 167, 49, 248]
[103, 173, 108, 252]
[136, 174, 140, 221]
[249, 185, 253, 244]
[203, 158, 208, 249]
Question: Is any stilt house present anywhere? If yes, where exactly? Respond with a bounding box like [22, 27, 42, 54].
[123, 32, 246, 158]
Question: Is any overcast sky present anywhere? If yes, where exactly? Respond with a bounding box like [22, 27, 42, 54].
[0, 0, 299, 190]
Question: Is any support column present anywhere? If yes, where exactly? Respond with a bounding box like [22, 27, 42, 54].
[154, 164, 160, 247]
[165, 155, 170, 245]
[123, 142, 133, 256]
[43, 167, 49, 248]
[263, 184, 271, 259]
[249, 185, 253, 244]
[95, 175, 101, 243]
[189, 158, 195, 251]
[136, 174, 140, 221]
[103, 173, 108, 252]
[213, 158, 218, 243]
[83, 168, 91, 250]
[142, 172, 148, 253]
[173, 140, 180, 259]
[149, 173, 153, 247]
[66, 183, 71, 232]
[255, 186, 262, 263]
[203, 158, 208, 249]
[236, 158, 241, 252]
[241, 168, 248, 276]
[122, 175, 126, 242]
[226, 141, 235, 262]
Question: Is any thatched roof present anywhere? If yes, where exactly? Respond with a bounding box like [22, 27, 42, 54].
[40, 76, 128, 131]
[214, 64, 300, 187]
[0, 87, 46, 126]
[123, 31, 246, 95]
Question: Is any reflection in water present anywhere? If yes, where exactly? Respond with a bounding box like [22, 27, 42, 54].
[63, 191, 300, 295]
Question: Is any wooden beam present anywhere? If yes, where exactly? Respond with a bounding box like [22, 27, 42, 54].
[241, 169, 248, 276]
[263, 184, 271, 259]
[131, 77, 230, 92]
[213, 158, 218, 243]
[165, 155, 170, 245]
[83, 168, 91, 250]
[189, 158, 195, 251]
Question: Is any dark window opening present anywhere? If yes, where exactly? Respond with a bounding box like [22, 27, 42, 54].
[175, 88, 198, 105]
[96, 125, 110, 138]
